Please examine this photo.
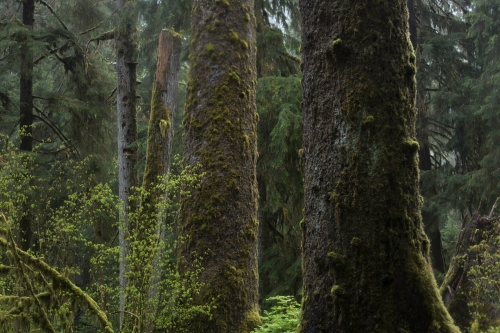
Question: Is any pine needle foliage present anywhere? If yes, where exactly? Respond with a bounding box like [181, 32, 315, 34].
[256, 76, 303, 299]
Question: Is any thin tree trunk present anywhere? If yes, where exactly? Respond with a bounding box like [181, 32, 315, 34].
[115, 0, 138, 326]
[122, 29, 181, 333]
[298, 0, 460, 331]
[19, 0, 35, 253]
[411, 0, 446, 273]
[176, 0, 260, 331]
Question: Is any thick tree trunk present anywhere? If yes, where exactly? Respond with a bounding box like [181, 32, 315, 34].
[19, 0, 35, 253]
[176, 0, 260, 331]
[298, 0, 460, 332]
[122, 29, 181, 333]
[115, 0, 138, 326]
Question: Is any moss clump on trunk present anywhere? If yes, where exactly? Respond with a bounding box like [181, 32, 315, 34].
[298, 0, 460, 332]
[176, 0, 259, 332]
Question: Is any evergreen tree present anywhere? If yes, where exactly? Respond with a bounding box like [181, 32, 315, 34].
[298, 0, 460, 331]
[176, 0, 260, 330]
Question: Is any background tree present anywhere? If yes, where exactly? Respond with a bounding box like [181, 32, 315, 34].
[298, 0, 460, 331]
[176, 0, 260, 330]
[115, 0, 139, 323]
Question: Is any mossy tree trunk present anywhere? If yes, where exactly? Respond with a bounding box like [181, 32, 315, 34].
[19, 0, 35, 253]
[122, 29, 181, 333]
[298, 0, 460, 332]
[177, 0, 260, 331]
[115, 0, 138, 326]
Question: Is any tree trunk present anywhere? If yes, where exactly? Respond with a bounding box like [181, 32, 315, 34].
[440, 212, 500, 331]
[176, 0, 260, 331]
[19, 0, 35, 253]
[298, 0, 460, 332]
[115, 0, 138, 326]
[122, 29, 181, 333]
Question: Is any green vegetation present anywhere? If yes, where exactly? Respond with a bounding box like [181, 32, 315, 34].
[251, 296, 300, 333]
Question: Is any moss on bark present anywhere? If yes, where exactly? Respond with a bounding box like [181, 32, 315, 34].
[177, 0, 259, 332]
[298, 0, 461, 332]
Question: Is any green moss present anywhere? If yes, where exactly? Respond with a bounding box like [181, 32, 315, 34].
[229, 29, 240, 42]
[402, 139, 419, 152]
[350, 237, 362, 247]
[239, 309, 261, 333]
[327, 251, 345, 266]
[229, 71, 241, 85]
[215, 0, 230, 6]
[331, 38, 342, 50]
[330, 285, 343, 297]
[244, 13, 251, 22]
[363, 115, 375, 124]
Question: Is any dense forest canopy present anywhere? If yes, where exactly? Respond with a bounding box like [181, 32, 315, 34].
[0, 0, 499, 332]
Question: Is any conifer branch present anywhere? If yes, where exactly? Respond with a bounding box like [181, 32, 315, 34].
[33, 41, 71, 65]
[85, 30, 115, 54]
[79, 9, 118, 36]
[32, 110, 73, 151]
[38, 0, 69, 31]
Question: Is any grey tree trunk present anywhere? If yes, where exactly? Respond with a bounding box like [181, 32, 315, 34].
[176, 0, 260, 331]
[298, 0, 460, 332]
[19, 0, 35, 253]
[115, 0, 138, 326]
[122, 29, 181, 333]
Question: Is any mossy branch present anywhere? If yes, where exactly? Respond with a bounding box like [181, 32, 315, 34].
[79, 9, 118, 36]
[0, 225, 114, 333]
[6, 231, 56, 333]
[38, 0, 68, 31]
[85, 30, 115, 53]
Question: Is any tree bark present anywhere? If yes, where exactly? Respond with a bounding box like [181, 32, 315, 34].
[177, 0, 260, 331]
[115, 0, 138, 326]
[298, 0, 460, 332]
[19, 0, 35, 253]
[122, 29, 181, 333]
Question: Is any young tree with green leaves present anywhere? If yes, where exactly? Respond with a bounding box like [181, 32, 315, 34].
[298, 0, 460, 331]
[176, 0, 260, 331]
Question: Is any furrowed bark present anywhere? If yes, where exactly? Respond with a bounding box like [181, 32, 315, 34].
[115, 0, 138, 326]
[19, 0, 35, 253]
[176, 0, 260, 331]
[122, 29, 181, 333]
[298, 0, 460, 332]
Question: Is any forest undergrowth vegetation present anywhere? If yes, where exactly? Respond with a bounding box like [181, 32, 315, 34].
[0, 144, 210, 332]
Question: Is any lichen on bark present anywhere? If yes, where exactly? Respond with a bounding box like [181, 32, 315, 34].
[177, 0, 259, 331]
[298, 0, 461, 332]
